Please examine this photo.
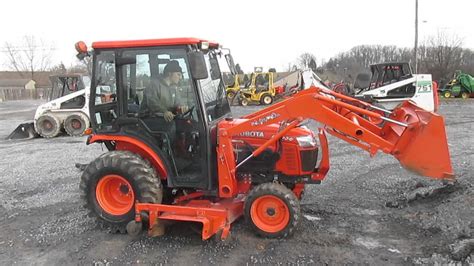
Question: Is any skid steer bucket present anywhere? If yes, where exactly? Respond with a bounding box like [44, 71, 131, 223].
[382, 101, 454, 180]
[6, 122, 38, 140]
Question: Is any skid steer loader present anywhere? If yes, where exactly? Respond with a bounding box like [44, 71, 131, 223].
[354, 62, 439, 112]
[75, 38, 453, 241]
[7, 74, 93, 139]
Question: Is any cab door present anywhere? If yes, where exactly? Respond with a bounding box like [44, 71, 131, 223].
[90, 50, 120, 133]
[117, 48, 211, 189]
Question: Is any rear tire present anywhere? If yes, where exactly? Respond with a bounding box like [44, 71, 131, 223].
[260, 94, 274, 105]
[80, 151, 162, 233]
[36, 114, 61, 138]
[64, 113, 89, 137]
[461, 91, 470, 99]
[244, 183, 300, 238]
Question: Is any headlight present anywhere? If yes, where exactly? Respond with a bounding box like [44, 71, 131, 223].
[296, 135, 316, 147]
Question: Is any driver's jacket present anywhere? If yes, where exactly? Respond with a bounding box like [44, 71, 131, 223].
[141, 79, 181, 114]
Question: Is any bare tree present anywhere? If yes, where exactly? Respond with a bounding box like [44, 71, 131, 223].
[50, 62, 67, 74]
[317, 33, 472, 85]
[285, 62, 298, 72]
[77, 56, 93, 76]
[235, 63, 244, 74]
[298, 53, 317, 69]
[3, 35, 55, 79]
[418, 30, 464, 81]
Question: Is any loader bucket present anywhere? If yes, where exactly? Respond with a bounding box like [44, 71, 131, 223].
[382, 101, 454, 180]
[6, 122, 38, 140]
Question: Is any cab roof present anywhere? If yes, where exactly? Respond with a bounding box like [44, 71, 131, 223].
[92, 37, 219, 49]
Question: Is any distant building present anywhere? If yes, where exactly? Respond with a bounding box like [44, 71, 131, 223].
[0, 79, 35, 90]
[0, 71, 53, 101]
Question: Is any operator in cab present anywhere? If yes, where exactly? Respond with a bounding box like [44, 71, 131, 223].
[141, 60, 188, 121]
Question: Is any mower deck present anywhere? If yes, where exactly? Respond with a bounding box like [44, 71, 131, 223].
[135, 196, 245, 240]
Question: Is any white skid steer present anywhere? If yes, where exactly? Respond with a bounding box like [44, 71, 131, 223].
[7, 74, 93, 139]
[354, 62, 438, 112]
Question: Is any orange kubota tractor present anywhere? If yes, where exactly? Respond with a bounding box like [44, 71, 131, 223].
[75, 38, 454, 241]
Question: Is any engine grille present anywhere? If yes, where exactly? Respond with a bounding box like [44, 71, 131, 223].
[300, 149, 318, 172]
[283, 146, 298, 171]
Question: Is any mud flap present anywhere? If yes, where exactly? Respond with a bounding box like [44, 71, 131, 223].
[385, 101, 454, 179]
[6, 122, 39, 140]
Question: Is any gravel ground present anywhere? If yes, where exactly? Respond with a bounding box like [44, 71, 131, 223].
[0, 99, 472, 264]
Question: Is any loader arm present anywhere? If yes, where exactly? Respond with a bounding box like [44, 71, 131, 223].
[217, 87, 454, 198]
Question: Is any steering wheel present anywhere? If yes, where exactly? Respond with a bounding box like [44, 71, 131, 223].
[174, 106, 195, 120]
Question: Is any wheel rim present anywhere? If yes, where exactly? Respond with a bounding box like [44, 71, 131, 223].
[43, 120, 53, 130]
[461, 93, 469, 99]
[227, 92, 235, 99]
[250, 195, 290, 233]
[264, 96, 272, 104]
[444, 91, 451, 98]
[241, 99, 248, 106]
[96, 175, 135, 216]
[71, 119, 82, 129]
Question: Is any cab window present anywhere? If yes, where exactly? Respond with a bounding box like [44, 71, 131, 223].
[94, 50, 117, 105]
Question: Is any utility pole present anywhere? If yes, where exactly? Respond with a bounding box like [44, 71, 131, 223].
[414, 0, 419, 74]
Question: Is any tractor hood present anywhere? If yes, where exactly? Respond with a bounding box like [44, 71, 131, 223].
[229, 118, 315, 146]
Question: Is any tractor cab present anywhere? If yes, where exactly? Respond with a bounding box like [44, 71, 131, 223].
[83, 38, 234, 190]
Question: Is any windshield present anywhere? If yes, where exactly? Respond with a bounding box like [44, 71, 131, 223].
[197, 50, 231, 122]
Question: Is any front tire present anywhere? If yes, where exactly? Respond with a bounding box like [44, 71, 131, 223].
[443, 90, 452, 98]
[244, 183, 300, 238]
[260, 94, 274, 105]
[239, 97, 249, 106]
[36, 114, 61, 138]
[80, 151, 162, 233]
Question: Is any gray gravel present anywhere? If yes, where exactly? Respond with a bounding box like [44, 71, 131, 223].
[0, 99, 472, 264]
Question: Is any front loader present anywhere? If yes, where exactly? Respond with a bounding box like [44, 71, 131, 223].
[76, 38, 454, 241]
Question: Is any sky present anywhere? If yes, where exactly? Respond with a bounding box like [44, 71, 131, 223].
[0, 0, 472, 73]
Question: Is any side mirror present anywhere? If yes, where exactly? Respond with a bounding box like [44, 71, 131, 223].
[225, 54, 237, 75]
[188, 51, 208, 80]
